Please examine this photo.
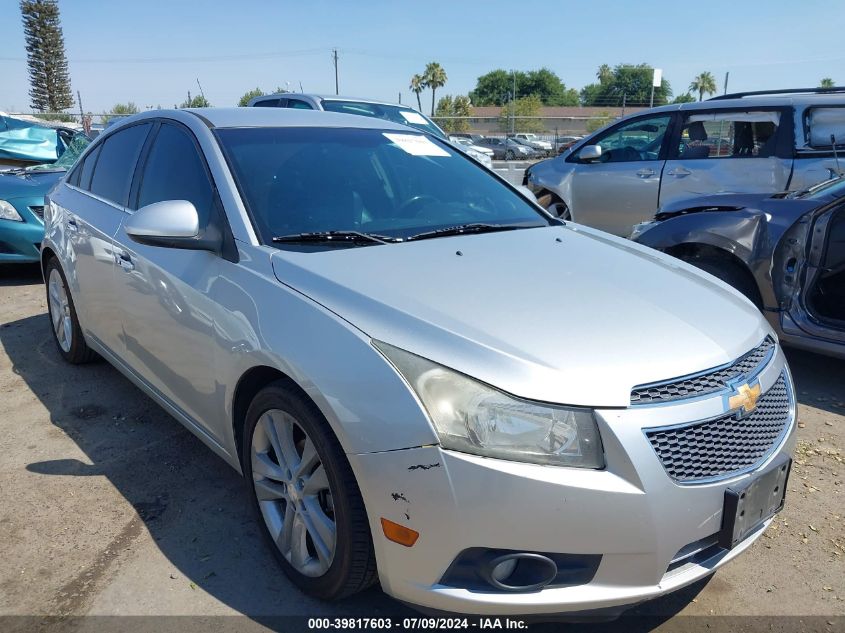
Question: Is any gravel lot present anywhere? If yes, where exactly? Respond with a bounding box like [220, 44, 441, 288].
[0, 264, 842, 632]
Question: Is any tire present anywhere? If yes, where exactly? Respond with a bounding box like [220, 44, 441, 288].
[44, 257, 98, 364]
[536, 193, 572, 221]
[684, 256, 762, 309]
[243, 381, 377, 600]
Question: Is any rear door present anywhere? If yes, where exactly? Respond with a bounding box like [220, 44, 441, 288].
[660, 108, 793, 207]
[112, 120, 224, 439]
[567, 112, 674, 236]
[62, 122, 153, 355]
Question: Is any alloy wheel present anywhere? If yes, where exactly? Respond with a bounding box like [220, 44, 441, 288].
[48, 268, 73, 353]
[251, 409, 336, 577]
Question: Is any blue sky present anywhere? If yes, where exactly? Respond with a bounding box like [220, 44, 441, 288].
[1, 0, 843, 114]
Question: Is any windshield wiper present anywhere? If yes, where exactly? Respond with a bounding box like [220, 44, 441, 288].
[272, 230, 400, 245]
[405, 223, 526, 242]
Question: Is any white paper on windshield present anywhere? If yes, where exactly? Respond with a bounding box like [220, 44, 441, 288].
[384, 133, 450, 157]
[399, 110, 429, 125]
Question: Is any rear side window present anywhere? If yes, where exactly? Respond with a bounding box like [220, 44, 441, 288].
[254, 99, 281, 107]
[677, 111, 781, 159]
[89, 123, 152, 205]
[805, 107, 845, 149]
[75, 144, 102, 190]
[286, 99, 314, 110]
[136, 123, 213, 223]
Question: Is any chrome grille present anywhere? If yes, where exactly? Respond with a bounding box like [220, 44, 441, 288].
[28, 205, 45, 221]
[645, 374, 791, 483]
[631, 337, 775, 405]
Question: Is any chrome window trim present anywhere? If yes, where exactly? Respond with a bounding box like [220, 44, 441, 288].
[65, 183, 128, 213]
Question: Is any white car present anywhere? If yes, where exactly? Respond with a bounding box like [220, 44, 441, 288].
[514, 133, 553, 155]
[449, 136, 494, 168]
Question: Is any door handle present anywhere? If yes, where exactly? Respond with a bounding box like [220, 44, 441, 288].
[116, 252, 135, 272]
[667, 167, 692, 177]
[636, 168, 656, 178]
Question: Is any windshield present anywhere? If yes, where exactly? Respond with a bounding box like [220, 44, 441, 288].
[28, 133, 90, 172]
[319, 100, 446, 139]
[217, 127, 549, 247]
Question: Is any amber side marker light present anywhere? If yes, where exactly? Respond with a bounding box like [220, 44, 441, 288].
[381, 518, 419, 547]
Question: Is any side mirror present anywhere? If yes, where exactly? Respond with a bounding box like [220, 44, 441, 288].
[125, 200, 219, 253]
[579, 144, 602, 162]
[515, 185, 538, 204]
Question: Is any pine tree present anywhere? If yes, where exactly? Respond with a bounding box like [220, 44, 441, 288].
[20, 0, 74, 113]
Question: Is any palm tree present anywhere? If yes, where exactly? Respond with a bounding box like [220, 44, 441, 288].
[423, 62, 447, 116]
[409, 74, 424, 111]
[820, 77, 835, 88]
[689, 72, 717, 101]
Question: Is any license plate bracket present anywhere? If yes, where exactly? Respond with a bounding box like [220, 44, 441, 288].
[718, 453, 791, 550]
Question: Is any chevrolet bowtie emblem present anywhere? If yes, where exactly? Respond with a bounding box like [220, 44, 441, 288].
[728, 381, 762, 416]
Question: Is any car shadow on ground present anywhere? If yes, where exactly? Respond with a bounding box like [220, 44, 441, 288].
[0, 263, 41, 287]
[1, 308, 716, 630]
[784, 347, 845, 416]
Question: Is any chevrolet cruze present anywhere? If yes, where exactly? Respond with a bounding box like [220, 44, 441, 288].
[42, 108, 796, 616]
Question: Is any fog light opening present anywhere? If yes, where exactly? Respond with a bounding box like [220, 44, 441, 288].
[481, 553, 557, 592]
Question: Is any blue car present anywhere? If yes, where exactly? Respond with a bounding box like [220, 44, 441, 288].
[0, 133, 89, 264]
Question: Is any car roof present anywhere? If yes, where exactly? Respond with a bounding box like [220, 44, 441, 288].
[644, 93, 845, 115]
[252, 93, 420, 109]
[112, 107, 418, 132]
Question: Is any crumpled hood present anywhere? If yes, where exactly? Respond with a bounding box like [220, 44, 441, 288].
[270, 225, 770, 407]
[0, 170, 64, 201]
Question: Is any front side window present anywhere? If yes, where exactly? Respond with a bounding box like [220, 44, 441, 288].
[805, 107, 845, 149]
[89, 123, 152, 205]
[136, 124, 213, 222]
[217, 127, 549, 246]
[676, 111, 781, 159]
[584, 115, 671, 163]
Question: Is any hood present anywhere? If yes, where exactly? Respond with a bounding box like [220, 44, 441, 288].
[0, 169, 64, 201]
[270, 225, 769, 407]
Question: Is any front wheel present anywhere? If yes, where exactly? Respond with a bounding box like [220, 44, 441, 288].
[244, 382, 377, 600]
[44, 257, 97, 364]
[536, 193, 572, 221]
[683, 256, 762, 309]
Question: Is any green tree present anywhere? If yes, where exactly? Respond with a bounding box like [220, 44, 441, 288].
[820, 77, 835, 88]
[672, 92, 696, 104]
[451, 95, 472, 133]
[434, 95, 455, 132]
[409, 74, 425, 111]
[20, 0, 74, 113]
[498, 95, 543, 133]
[238, 87, 264, 107]
[180, 94, 211, 108]
[689, 71, 717, 101]
[422, 62, 447, 116]
[101, 102, 139, 124]
[585, 111, 613, 134]
[580, 64, 672, 107]
[470, 68, 578, 106]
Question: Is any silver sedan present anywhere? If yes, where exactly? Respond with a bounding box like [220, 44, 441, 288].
[41, 108, 795, 616]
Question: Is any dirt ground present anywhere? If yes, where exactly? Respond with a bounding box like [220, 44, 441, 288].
[0, 264, 842, 632]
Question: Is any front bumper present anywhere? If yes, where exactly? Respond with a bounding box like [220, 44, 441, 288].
[0, 199, 44, 263]
[349, 348, 795, 616]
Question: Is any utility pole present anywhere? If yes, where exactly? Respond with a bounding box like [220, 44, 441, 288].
[77, 90, 83, 122]
[196, 78, 205, 100]
[723, 71, 730, 95]
[621, 92, 626, 117]
[510, 70, 516, 136]
[332, 49, 339, 95]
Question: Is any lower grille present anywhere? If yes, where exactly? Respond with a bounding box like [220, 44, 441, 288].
[645, 374, 791, 483]
[28, 206, 45, 221]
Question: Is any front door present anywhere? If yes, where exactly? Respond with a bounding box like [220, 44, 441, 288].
[568, 113, 673, 236]
[112, 121, 222, 440]
[660, 108, 793, 208]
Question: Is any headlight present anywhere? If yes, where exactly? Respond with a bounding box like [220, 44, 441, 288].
[629, 220, 658, 241]
[0, 200, 23, 222]
[375, 342, 604, 468]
